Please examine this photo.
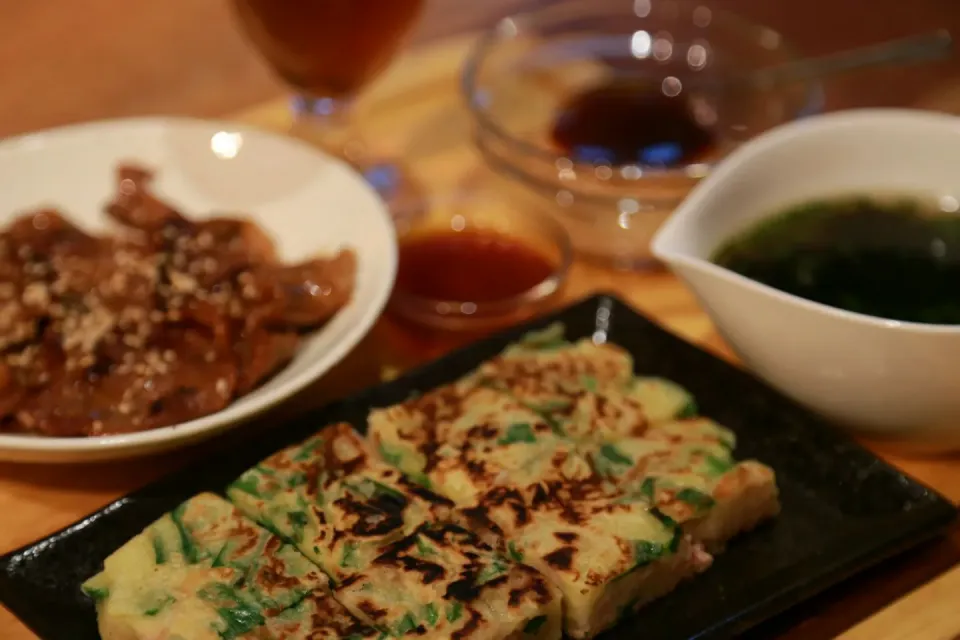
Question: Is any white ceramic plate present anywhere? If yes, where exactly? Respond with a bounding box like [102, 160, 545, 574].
[0, 117, 397, 463]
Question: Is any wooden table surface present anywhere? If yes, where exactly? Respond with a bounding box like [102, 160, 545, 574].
[3, 1, 960, 639]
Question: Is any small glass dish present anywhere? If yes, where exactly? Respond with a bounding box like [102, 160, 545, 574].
[462, 0, 823, 269]
[388, 187, 572, 332]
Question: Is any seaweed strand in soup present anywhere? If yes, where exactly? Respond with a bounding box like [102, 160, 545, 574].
[711, 196, 960, 324]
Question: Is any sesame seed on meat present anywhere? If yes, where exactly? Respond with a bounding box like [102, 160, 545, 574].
[0, 164, 356, 437]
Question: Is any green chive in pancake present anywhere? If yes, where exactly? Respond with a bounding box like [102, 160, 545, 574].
[336, 522, 563, 639]
[227, 422, 453, 585]
[369, 385, 586, 506]
[82, 493, 326, 640]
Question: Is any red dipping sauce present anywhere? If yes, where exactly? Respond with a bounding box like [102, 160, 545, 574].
[384, 215, 569, 371]
[396, 229, 556, 302]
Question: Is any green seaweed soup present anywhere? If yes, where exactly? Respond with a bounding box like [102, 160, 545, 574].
[712, 195, 960, 324]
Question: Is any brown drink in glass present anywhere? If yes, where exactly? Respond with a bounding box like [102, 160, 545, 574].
[233, 0, 426, 213]
[234, 0, 424, 98]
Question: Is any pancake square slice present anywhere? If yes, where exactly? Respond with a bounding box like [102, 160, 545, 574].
[583, 418, 780, 550]
[369, 384, 583, 506]
[336, 521, 563, 640]
[476, 365, 699, 445]
[81, 492, 327, 640]
[466, 324, 636, 411]
[246, 589, 380, 640]
[467, 325, 699, 439]
[468, 478, 712, 639]
[227, 422, 454, 585]
[537, 378, 699, 443]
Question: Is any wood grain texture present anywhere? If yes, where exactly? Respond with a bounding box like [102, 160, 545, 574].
[0, 0, 548, 139]
[2, 1, 960, 638]
[838, 564, 960, 640]
[1, 0, 959, 141]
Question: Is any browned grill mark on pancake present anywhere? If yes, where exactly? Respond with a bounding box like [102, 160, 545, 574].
[391, 385, 468, 474]
[451, 608, 483, 639]
[508, 564, 555, 607]
[475, 486, 531, 527]
[543, 546, 576, 571]
[337, 574, 363, 589]
[321, 431, 368, 477]
[225, 518, 262, 557]
[356, 599, 389, 622]
[401, 480, 455, 509]
[464, 457, 488, 481]
[303, 462, 321, 498]
[446, 570, 484, 603]
[373, 532, 448, 585]
[307, 593, 378, 636]
[467, 423, 500, 440]
[531, 483, 588, 526]
[334, 484, 410, 538]
[251, 539, 304, 613]
[419, 523, 487, 549]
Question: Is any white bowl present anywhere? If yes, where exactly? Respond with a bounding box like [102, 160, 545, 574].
[652, 108, 960, 437]
[0, 117, 397, 463]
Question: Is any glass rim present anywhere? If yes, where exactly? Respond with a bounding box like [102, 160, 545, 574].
[461, 0, 824, 180]
[475, 130, 686, 209]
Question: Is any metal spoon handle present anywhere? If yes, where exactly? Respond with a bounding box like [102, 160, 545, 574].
[751, 29, 954, 86]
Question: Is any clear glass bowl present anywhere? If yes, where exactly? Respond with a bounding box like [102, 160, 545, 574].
[462, 0, 823, 268]
[388, 188, 572, 332]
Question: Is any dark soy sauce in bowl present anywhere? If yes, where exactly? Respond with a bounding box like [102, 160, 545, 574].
[712, 196, 960, 324]
[551, 79, 715, 167]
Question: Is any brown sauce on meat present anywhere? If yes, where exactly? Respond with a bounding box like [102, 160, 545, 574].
[0, 165, 356, 437]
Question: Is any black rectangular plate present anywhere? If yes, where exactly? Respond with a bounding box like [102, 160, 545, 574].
[1, 294, 956, 640]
